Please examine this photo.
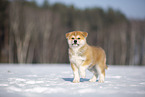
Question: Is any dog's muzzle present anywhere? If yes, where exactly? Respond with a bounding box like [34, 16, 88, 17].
[72, 40, 79, 46]
[74, 40, 77, 44]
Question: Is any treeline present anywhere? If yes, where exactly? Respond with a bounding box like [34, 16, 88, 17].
[0, 0, 145, 65]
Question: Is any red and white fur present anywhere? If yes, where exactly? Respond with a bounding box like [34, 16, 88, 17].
[66, 31, 107, 83]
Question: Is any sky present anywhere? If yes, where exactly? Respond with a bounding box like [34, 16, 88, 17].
[35, 0, 145, 19]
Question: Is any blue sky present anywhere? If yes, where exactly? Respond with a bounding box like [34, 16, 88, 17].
[35, 0, 145, 19]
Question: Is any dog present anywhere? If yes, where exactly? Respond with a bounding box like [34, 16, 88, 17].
[66, 31, 107, 83]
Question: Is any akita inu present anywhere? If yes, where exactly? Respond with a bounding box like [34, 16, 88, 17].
[66, 31, 107, 83]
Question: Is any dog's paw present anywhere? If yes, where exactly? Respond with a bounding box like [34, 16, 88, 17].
[89, 75, 97, 82]
[73, 79, 80, 83]
[98, 74, 105, 83]
[89, 78, 96, 82]
[98, 78, 104, 83]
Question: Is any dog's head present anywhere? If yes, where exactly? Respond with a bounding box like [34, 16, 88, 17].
[65, 31, 88, 48]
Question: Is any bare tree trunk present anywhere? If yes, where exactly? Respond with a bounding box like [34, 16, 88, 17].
[9, 28, 14, 63]
[9, 1, 20, 63]
[41, 12, 52, 63]
[129, 21, 136, 65]
[9, 1, 35, 63]
[142, 21, 145, 65]
[120, 23, 127, 65]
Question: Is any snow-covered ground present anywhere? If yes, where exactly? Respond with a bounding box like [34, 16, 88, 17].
[0, 64, 145, 97]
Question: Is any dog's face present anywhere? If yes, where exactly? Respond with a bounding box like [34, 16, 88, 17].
[66, 31, 88, 48]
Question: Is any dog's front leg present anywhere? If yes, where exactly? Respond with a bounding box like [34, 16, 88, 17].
[79, 66, 86, 78]
[71, 63, 80, 83]
[80, 59, 91, 78]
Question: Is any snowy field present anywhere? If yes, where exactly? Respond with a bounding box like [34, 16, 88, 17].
[0, 64, 145, 97]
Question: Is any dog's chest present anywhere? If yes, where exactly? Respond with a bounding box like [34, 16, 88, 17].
[69, 48, 86, 66]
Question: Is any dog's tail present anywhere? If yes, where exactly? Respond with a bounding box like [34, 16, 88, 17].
[105, 64, 108, 70]
[104, 58, 108, 70]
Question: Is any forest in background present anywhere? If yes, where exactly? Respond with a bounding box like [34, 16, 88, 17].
[0, 0, 145, 65]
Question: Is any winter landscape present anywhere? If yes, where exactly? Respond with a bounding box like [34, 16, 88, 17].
[0, 1, 145, 97]
[0, 64, 145, 97]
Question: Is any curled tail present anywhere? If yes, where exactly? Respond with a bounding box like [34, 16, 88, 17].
[105, 64, 108, 70]
[104, 58, 108, 70]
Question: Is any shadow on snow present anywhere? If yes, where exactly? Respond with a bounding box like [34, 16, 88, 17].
[62, 78, 91, 82]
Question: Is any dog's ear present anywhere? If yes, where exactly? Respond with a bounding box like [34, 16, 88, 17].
[65, 32, 70, 39]
[82, 32, 88, 38]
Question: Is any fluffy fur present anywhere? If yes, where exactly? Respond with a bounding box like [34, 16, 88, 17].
[66, 31, 107, 83]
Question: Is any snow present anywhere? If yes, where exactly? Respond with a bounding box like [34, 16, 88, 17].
[0, 64, 145, 97]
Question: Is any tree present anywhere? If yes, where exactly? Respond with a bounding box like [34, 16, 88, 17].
[9, 1, 37, 63]
[1, 0, 145, 65]
[42, 0, 50, 9]
[0, 0, 9, 63]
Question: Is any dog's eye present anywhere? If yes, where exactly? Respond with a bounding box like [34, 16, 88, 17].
[78, 38, 80, 39]
[72, 38, 74, 39]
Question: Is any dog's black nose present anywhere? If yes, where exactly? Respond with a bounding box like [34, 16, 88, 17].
[74, 40, 77, 44]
